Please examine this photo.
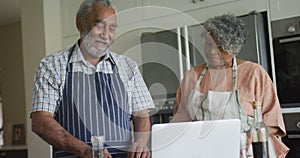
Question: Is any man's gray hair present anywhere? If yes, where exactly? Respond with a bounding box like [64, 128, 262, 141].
[203, 13, 248, 55]
[76, 0, 116, 22]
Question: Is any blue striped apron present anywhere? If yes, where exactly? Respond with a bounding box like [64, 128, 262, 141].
[53, 45, 131, 158]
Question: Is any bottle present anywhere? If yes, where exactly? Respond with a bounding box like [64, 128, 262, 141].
[91, 136, 105, 158]
[240, 132, 247, 158]
[250, 101, 269, 158]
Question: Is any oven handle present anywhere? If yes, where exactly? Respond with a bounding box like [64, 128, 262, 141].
[279, 36, 300, 44]
[287, 134, 300, 139]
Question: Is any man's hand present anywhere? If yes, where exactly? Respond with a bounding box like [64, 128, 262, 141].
[81, 148, 112, 158]
[128, 141, 150, 158]
[104, 148, 113, 158]
[130, 110, 151, 158]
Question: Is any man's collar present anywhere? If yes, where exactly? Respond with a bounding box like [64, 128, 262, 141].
[101, 51, 116, 65]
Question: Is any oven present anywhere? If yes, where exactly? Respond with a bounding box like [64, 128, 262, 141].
[272, 16, 300, 108]
[281, 112, 300, 158]
[272, 16, 300, 158]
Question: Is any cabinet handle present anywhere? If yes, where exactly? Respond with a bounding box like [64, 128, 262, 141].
[0, 152, 7, 156]
[296, 121, 300, 128]
[193, 0, 205, 3]
[288, 134, 300, 139]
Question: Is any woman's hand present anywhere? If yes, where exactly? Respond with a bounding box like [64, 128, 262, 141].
[128, 141, 151, 158]
[246, 131, 251, 150]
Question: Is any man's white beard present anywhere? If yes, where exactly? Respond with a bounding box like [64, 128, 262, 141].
[82, 32, 111, 58]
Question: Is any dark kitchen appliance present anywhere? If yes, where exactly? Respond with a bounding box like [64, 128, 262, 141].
[281, 112, 300, 158]
[272, 16, 300, 108]
[272, 16, 300, 158]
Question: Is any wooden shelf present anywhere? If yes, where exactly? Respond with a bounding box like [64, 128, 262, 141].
[0, 145, 27, 151]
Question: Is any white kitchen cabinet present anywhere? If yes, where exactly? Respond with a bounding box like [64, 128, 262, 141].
[111, 0, 142, 12]
[60, 0, 82, 48]
[139, 0, 270, 28]
[113, 0, 270, 59]
[141, 0, 240, 19]
[60, 0, 82, 39]
[110, 0, 144, 26]
[142, 0, 239, 13]
[269, 0, 300, 21]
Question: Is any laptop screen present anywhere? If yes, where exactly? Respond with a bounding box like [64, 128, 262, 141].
[151, 119, 241, 158]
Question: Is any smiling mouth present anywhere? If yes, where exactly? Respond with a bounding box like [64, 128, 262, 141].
[95, 41, 108, 48]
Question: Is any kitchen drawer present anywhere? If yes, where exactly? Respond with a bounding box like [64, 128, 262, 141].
[0, 150, 27, 158]
[282, 113, 300, 158]
[283, 113, 300, 134]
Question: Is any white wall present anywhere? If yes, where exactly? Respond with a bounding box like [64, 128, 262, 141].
[21, 0, 49, 157]
[21, 0, 62, 158]
[0, 22, 26, 146]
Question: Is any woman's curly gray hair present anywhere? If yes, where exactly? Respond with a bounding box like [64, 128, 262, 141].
[203, 13, 248, 55]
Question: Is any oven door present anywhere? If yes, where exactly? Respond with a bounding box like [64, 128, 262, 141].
[273, 35, 300, 108]
[282, 112, 300, 158]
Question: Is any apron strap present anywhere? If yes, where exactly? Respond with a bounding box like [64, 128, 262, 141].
[56, 44, 77, 109]
[232, 56, 237, 90]
[193, 65, 207, 90]
[67, 44, 76, 72]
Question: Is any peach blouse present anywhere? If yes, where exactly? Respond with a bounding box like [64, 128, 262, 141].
[173, 61, 289, 158]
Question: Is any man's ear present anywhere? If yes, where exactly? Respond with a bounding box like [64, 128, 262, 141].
[76, 17, 82, 32]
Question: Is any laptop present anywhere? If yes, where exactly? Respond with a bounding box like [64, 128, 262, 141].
[151, 119, 241, 158]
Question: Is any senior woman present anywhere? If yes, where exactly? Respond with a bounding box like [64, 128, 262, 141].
[172, 13, 289, 158]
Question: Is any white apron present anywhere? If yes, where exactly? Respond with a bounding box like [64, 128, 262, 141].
[187, 57, 250, 131]
[187, 57, 251, 157]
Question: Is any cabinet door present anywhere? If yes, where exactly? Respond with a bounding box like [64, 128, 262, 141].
[269, 0, 300, 20]
[111, 0, 142, 11]
[111, 0, 143, 25]
[60, 0, 83, 47]
[142, 0, 239, 19]
[60, 0, 82, 38]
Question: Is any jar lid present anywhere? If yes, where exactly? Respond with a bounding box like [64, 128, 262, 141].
[253, 101, 261, 108]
